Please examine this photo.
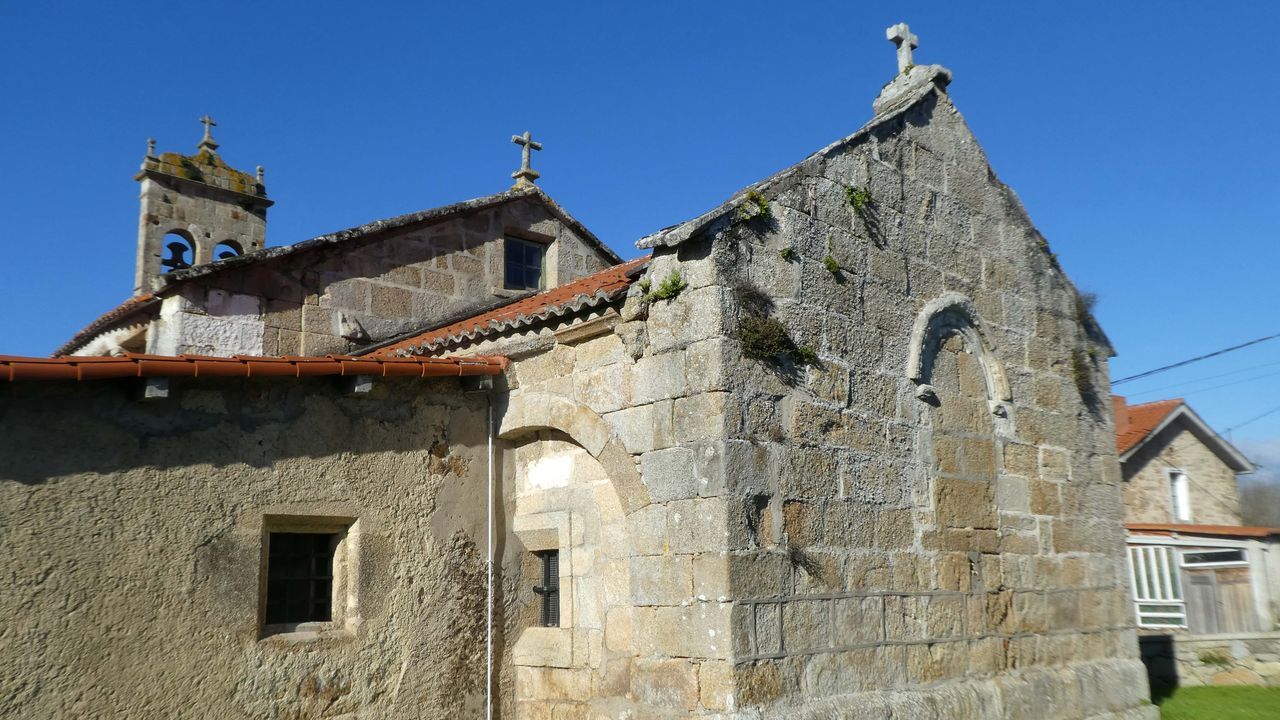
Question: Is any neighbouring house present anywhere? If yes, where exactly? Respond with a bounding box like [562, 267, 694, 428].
[1114, 395, 1280, 687]
[0, 25, 1159, 719]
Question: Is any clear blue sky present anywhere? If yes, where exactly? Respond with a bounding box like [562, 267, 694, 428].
[2, 2, 1279, 448]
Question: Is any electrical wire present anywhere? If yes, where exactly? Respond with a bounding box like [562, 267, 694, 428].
[1130, 368, 1280, 401]
[1125, 357, 1280, 398]
[1225, 401, 1280, 436]
[1112, 332, 1280, 386]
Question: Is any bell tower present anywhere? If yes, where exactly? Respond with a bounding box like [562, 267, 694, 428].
[134, 117, 272, 294]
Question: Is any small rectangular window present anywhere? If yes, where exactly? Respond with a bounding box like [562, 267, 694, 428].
[1169, 470, 1192, 523]
[1182, 549, 1247, 566]
[504, 237, 546, 291]
[266, 532, 337, 625]
[534, 550, 560, 627]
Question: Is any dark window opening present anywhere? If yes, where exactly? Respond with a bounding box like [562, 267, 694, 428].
[266, 532, 337, 625]
[160, 233, 194, 273]
[533, 549, 560, 627]
[504, 237, 546, 291]
[1183, 549, 1247, 566]
[214, 240, 243, 260]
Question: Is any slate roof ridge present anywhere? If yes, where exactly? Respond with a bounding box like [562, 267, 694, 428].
[369, 255, 650, 357]
[1, 352, 507, 382]
[55, 186, 620, 357]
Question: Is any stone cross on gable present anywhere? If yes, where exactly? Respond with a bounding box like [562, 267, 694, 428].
[511, 131, 542, 187]
[886, 23, 918, 73]
[198, 115, 220, 153]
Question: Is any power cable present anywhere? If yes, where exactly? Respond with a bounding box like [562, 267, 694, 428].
[1225, 402, 1280, 436]
[1130, 368, 1280, 401]
[1113, 332, 1280, 386]
[1126, 357, 1280, 398]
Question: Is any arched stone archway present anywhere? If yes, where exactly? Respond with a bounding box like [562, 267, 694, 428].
[906, 293, 1015, 552]
[496, 392, 650, 717]
[498, 391, 651, 515]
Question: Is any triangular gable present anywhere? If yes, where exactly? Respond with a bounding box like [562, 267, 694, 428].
[1115, 396, 1255, 473]
[634, 65, 1113, 357]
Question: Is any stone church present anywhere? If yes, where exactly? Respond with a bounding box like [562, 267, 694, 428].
[0, 26, 1157, 719]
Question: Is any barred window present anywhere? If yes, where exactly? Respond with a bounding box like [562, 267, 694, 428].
[533, 550, 560, 627]
[266, 532, 337, 625]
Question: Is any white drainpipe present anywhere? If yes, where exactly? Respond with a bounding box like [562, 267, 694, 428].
[486, 396, 495, 720]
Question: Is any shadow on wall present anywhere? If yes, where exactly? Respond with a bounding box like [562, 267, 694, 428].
[1139, 634, 1178, 703]
[0, 374, 494, 485]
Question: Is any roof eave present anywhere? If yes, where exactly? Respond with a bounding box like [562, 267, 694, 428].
[1119, 403, 1255, 473]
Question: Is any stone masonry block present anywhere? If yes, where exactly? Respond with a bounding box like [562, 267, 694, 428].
[629, 555, 692, 606]
[884, 595, 926, 642]
[674, 392, 733, 443]
[633, 351, 687, 404]
[1003, 443, 1038, 478]
[640, 447, 697, 503]
[831, 596, 884, 645]
[935, 476, 997, 529]
[782, 599, 830, 652]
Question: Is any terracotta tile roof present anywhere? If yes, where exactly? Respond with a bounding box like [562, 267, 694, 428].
[1114, 396, 1183, 455]
[1127, 522, 1280, 539]
[53, 293, 161, 358]
[372, 255, 651, 357]
[0, 352, 507, 382]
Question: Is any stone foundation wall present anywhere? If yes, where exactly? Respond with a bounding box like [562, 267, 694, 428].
[1140, 632, 1280, 687]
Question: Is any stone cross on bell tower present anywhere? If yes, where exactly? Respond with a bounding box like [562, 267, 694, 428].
[886, 23, 918, 73]
[511, 131, 542, 188]
[132, 118, 272, 294]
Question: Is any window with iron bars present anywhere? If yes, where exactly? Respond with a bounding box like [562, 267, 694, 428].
[533, 550, 560, 627]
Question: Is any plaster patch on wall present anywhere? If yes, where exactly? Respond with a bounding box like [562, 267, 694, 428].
[525, 453, 574, 492]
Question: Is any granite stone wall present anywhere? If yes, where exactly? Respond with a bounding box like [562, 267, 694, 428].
[146, 196, 612, 358]
[627, 76, 1155, 718]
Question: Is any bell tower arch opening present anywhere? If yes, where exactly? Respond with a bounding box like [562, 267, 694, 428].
[160, 231, 196, 273]
[213, 239, 244, 261]
[133, 119, 272, 294]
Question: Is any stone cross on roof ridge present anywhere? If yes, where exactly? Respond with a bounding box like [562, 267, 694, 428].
[198, 115, 220, 153]
[886, 23, 919, 73]
[511, 131, 542, 187]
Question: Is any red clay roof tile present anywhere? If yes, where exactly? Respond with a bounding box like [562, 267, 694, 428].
[372, 255, 650, 357]
[0, 353, 507, 382]
[1114, 396, 1183, 455]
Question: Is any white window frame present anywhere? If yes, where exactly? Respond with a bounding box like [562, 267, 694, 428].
[1168, 468, 1193, 523]
[1180, 548, 1249, 568]
[1126, 544, 1187, 628]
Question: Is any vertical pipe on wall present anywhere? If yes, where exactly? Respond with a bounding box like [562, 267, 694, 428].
[486, 396, 494, 720]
